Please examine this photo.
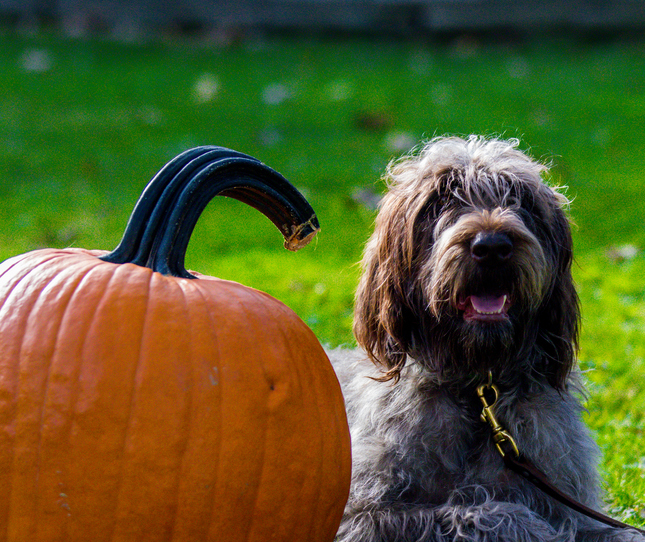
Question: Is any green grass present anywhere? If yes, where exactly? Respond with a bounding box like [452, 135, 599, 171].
[1, 27, 644, 521]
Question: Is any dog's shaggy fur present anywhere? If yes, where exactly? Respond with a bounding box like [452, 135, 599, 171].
[329, 136, 644, 542]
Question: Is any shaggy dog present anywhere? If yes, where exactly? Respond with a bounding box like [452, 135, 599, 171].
[329, 136, 644, 542]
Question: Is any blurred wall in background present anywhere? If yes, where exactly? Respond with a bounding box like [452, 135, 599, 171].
[2, 0, 645, 37]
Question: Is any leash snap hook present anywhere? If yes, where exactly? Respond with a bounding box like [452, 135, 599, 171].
[476, 375, 520, 459]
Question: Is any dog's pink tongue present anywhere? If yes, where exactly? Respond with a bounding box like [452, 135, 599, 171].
[471, 295, 507, 314]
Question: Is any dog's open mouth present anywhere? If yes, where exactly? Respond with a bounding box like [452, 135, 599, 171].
[456, 294, 511, 322]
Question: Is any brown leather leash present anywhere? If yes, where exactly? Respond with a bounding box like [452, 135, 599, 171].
[477, 377, 645, 535]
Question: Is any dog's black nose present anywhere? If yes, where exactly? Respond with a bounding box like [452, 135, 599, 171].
[470, 232, 513, 263]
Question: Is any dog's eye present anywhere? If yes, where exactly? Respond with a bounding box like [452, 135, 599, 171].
[437, 194, 450, 209]
[425, 190, 447, 212]
[517, 206, 537, 231]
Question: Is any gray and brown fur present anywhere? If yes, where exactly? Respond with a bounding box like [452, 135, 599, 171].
[329, 136, 643, 542]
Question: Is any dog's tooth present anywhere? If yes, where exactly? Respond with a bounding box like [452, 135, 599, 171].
[492, 296, 506, 314]
[473, 295, 507, 315]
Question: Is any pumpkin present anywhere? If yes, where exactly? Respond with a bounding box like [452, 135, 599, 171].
[0, 147, 351, 542]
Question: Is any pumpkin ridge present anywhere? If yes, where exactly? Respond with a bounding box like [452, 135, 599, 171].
[277, 319, 346, 541]
[275, 317, 322, 541]
[285, 321, 351, 538]
[106, 264, 157, 540]
[39, 260, 118, 541]
[0, 259, 56, 540]
[64, 261, 138, 540]
[9, 258, 99, 540]
[0, 252, 65, 304]
[163, 277, 195, 542]
[219, 285, 271, 542]
[0, 254, 25, 280]
[172, 279, 223, 540]
[230, 294, 322, 541]
[0, 253, 49, 284]
[0, 250, 68, 281]
[188, 281, 232, 541]
[32, 260, 108, 538]
[1, 266, 60, 540]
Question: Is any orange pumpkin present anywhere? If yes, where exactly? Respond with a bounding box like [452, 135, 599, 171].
[0, 147, 351, 542]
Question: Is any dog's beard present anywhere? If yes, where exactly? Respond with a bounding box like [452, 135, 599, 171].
[420, 307, 521, 384]
[454, 313, 518, 373]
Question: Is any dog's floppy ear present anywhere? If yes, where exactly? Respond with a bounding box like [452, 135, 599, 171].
[353, 198, 411, 381]
[535, 190, 580, 390]
[353, 161, 438, 381]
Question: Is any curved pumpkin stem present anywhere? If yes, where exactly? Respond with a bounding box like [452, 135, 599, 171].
[101, 146, 320, 278]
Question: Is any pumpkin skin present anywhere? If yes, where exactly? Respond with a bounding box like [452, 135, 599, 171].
[0, 148, 351, 542]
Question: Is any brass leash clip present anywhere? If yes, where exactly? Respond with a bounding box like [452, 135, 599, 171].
[476, 374, 520, 459]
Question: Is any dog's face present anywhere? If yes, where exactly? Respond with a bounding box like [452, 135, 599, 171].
[354, 136, 579, 388]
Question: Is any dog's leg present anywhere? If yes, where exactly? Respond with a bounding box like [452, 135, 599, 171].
[337, 501, 578, 542]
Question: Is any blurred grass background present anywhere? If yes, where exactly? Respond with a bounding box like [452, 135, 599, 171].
[1, 26, 644, 519]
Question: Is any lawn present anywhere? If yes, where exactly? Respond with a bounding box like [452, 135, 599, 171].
[1, 26, 644, 521]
